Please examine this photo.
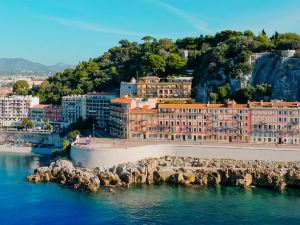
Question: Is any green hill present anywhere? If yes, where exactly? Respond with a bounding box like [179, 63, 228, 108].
[34, 30, 300, 104]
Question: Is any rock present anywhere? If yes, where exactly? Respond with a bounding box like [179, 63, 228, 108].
[207, 171, 221, 185]
[153, 168, 174, 183]
[109, 187, 116, 193]
[26, 157, 300, 193]
[286, 169, 300, 187]
[27, 159, 100, 192]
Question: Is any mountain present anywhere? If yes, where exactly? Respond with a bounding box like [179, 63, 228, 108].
[0, 58, 74, 76]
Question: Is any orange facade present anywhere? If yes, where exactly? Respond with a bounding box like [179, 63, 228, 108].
[110, 99, 300, 144]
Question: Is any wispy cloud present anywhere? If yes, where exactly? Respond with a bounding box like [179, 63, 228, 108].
[41, 16, 146, 36]
[146, 0, 211, 33]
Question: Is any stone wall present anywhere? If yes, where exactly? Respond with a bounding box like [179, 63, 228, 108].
[71, 144, 300, 169]
[0, 131, 63, 147]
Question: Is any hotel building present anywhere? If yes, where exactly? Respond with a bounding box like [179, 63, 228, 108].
[0, 95, 39, 126]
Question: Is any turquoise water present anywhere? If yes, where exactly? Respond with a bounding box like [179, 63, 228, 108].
[1, 154, 300, 225]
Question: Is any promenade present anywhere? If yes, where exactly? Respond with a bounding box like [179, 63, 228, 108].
[71, 138, 300, 168]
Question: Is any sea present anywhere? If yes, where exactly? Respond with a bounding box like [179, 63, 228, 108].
[1, 153, 300, 225]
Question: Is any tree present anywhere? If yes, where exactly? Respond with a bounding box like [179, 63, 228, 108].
[218, 83, 231, 101]
[244, 30, 254, 37]
[253, 83, 272, 100]
[232, 85, 254, 103]
[69, 130, 80, 141]
[166, 53, 187, 74]
[141, 36, 154, 43]
[145, 54, 166, 74]
[13, 80, 29, 95]
[158, 38, 174, 51]
[42, 119, 53, 131]
[22, 118, 34, 130]
[209, 92, 218, 103]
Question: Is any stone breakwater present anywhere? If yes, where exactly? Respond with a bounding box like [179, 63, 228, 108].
[26, 157, 300, 192]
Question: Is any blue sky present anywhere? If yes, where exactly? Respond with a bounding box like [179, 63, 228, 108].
[0, 0, 300, 65]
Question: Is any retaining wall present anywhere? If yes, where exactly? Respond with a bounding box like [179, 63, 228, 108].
[71, 144, 300, 168]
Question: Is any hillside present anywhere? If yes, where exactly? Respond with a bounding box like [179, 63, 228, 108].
[0, 58, 73, 76]
[33, 30, 300, 104]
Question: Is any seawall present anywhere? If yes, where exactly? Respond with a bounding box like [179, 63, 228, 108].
[0, 145, 55, 154]
[0, 131, 63, 147]
[71, 143, 300, 168]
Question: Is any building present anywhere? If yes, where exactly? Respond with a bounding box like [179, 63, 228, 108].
[109, 96, 300, 144]
[136, 76, 193, 100]
[29, 104, 49, 128]
[0, 95, 39, 126]
[127, 101, 250, 142]
[120, 76, 193, 100]
[249, 101, 300, 144]
[62, 95, 86, 125]
[85, 92, 117, 129]
[44, 105, 65, 130]
[120, 77, 137, 97]
[109, 97, 136, 138]
[155, 102, 250, 142]
[129, 105, 158, 139]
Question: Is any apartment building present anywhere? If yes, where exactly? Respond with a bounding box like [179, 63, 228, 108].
[249, 101, 300, 144]
[156, 102, 250, 142]
[0, 95, 39, 126]
[109, 97, 136, 138]
[62, 95, 86, 125]
[127, 102, 250, 142]
[85, 92, 117, 129]
[109, 96, 300, 144]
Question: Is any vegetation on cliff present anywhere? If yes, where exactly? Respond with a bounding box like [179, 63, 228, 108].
[32, 30, 300, 104]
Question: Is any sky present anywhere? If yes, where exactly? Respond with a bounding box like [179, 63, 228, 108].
[0, 0, 300, 65]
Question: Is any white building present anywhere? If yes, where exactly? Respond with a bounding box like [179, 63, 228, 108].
[0, 95, 39, 126]
[120, 77, 137, 97]
[62, 95, 86, 125]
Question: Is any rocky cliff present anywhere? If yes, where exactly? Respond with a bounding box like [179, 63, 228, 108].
[196, 51, 300, 102]
[249, 52, 300, 101]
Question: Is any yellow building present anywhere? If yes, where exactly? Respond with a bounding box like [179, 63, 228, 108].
[136, 76, 192, 100]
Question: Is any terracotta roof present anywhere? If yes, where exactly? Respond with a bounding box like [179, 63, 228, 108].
[31, 104, 49, 109]
[111, 97, 132, 104]
[130, 107, 157, 114]
[158, 103, 247, 109]
[249, 101, 300, 108]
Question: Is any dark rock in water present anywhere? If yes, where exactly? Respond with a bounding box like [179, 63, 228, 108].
[26, 157, 300, 192]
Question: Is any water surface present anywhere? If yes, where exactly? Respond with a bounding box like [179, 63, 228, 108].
[1, 153, 300, 225]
